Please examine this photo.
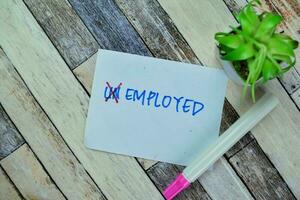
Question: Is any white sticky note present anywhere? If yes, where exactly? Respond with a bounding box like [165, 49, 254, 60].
[84, 50, 228, 166]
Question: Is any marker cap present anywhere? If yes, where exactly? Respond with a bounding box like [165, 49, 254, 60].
[163, 173, 190, 200]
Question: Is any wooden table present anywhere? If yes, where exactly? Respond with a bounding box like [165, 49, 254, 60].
[0, 0, 299, 199]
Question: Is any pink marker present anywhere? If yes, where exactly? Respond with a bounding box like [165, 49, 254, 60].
[163, 93, 278, 200]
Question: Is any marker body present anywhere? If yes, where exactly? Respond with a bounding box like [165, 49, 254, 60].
[163, 93, 278, 199]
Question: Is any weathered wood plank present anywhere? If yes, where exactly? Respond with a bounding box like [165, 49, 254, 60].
[68, 0, 151, 56]
[147, 162, 212, 200]
[0, 167, 22, 200]
[0, 48, 106, 200]
[291, 87, 300, 109]
[158, 0, 234, 67]
[199, 157, 253, 200]
[223, 0, 300, 94]
[1, 144, 66, 200]
[0, 1, 163, 199]
[223, 0, 248, 16]
[74, 52, 97, 92]
[229, 140, 295, 199]
[280, 70, 300, 94]
[138, 158, 157, 170]
[231, 80, 300, 197]
[23, 0, 99, 69]
[158, 0, 300, 197]
[0, 104, 24, 160]
[114, 0, 199, 64]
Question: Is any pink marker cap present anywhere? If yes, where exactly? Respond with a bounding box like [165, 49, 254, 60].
[163, 173, 190, 200]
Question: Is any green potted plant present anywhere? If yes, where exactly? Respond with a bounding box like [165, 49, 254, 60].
[215, 0, 298, 102]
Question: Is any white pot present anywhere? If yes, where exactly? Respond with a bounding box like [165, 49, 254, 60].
[220, 59, 263, 87]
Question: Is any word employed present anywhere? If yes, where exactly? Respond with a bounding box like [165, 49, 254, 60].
[104, 84, 204, 116]
[125, 88, 204, 116]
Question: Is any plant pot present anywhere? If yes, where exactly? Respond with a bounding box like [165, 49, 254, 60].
[220, 59, 263, 87]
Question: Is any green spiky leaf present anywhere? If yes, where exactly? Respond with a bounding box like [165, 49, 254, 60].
[215, 34, 243, 49]
[273, 33, 299, 49]
[255, 13, 282, 41]
[223, 43, 255, 61]
[268, 37, 294, 59]
[262, 58, 277, 82]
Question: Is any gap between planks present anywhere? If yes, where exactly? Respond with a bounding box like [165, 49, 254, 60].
[23, 0, 100, 69]
[0, 144, 66, 200]
[0, 166, 23, 200]
[0, 104, 25, 161]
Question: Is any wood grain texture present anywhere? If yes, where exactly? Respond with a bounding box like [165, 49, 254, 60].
[1, 144, 65, 200]
[0, 104, 24, 160]
[0, 167, 22, 200]
[223, 0, 248, 16]
[114, 0, 199, 64]
[0, 48, 106, 200]
[74, 51, 97, 92]
[230, 80, 300, 198]
[158, 0, 300, 197]
[68, 0, 151, 56]
[199, 157, 253, 200]
[0, 1, 163, 199]
[223, 0, 300, 94]
[24, 0, 99, 69]
[280, 70, 300, 94]
[138, 158, 157, 170]
[229, 140, 295, 200]
[147, 162, 212, 200]
[158, 0, 234, 67]
[262, 0, 300, 43]
[291, 87, 300, 109]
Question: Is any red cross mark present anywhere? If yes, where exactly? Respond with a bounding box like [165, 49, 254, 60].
[105, 82, 122, 103]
